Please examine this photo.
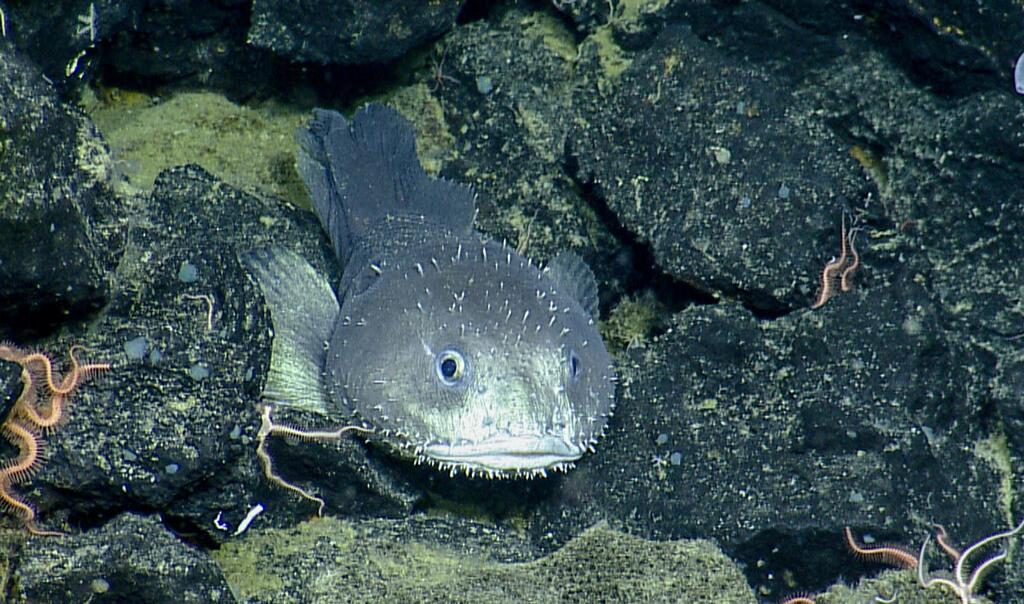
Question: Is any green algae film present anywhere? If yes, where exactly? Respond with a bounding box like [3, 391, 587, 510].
[212, 518, 756, 604]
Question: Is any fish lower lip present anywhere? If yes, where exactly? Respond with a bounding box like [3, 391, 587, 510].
[423, 435, 583, 471]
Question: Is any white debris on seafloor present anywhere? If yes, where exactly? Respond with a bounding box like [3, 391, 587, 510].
[1015, 52, 1024, 95]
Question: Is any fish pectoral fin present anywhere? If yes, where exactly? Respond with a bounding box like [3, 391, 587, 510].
[544, 252, 601, 319]
[239, 246, 338, 413]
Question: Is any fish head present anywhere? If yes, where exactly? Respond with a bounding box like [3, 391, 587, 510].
[327, 238, 616, 477]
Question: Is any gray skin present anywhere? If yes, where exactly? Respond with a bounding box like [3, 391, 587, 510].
[241, 105, 616, 478]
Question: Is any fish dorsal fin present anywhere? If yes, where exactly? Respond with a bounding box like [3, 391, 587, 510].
[296, 105, 475, 266]
[238, 247, 339, 413]
[544, 252, 600, 319]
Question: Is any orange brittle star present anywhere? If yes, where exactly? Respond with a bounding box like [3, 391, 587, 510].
[0, 342, 109, 536]
[810, 213, 862, 309]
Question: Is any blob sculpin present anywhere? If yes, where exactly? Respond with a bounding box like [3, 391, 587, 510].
[242, 105, 615, 478]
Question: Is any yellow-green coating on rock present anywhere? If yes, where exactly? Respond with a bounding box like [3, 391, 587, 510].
[521, 11, 577, 64]
[603, 292, 665, 352]
[84, 89, 308, 205]
[386, 84, 455, 176]
[213, 517, 757, 603]
[587, 27, 632, 94]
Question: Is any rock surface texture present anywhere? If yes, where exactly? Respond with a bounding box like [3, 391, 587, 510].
[0, 1, 1022, 603]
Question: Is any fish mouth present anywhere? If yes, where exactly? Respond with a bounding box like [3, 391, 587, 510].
[422, 435, 584, 472]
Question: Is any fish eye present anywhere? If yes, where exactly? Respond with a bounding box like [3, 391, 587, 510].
[435, 349, 467, 386]
[567, 349, 581, 382]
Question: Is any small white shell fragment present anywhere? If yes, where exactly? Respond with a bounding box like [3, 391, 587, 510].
[1016, 52, 1024, 95]
[233, 503, 265, 536]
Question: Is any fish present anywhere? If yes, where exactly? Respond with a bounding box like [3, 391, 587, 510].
[240, 104, 616, 478]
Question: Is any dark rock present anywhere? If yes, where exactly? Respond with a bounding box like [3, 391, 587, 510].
[804, 52, 1024, 568]
[571, 23, 869, 312]
[3, 0, 1024, 602]
[533, 295, 1006, 597]
[102, 0, 282, 97]
[410, 8, 627, 304]
[15, 513, 235, 603]
[563, 7, 1022, 601]
[724, 0, 1021, 97]
[834, 0, 1020, 96]
[0, 34, 121, 339]
[996, 351, 1024, 453]
[0, 0, 140, 93]
[416, 3, 1024, 600]
[576, 0, 1023, 97]
[28, 165, 418, 544]
[3, 0, 465, 101]
[2, 0, 289, 100]
[807, 49, 1024, 344]
[248, 0, 465, 65]
[0, 357, 19, 423]
[548, 0, 613, 35]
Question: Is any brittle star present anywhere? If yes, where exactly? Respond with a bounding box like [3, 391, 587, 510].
[917, 519, 1024, 603]
[843, 521, 1024, 603]
[428, 45, 459, 92]
[255, 404, 373, 517]
[810, 213, 862, 309]
[0, 343, 109, 536]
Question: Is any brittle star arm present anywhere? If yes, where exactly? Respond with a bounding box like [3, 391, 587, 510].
[0, 343, 109, 536]
[0, 420, 65, 537]
[954, 518, 1024, 594]
[811, 214, 850, 309]
[839, 226, 862, 293]
[917, 534, 967, 599]
[934, 524, 962, 561]
[16, 347, 110, 429]
[810, 253, 846, 309]
[918, 518, 1024, 602]
[255, 404, 374, 517]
